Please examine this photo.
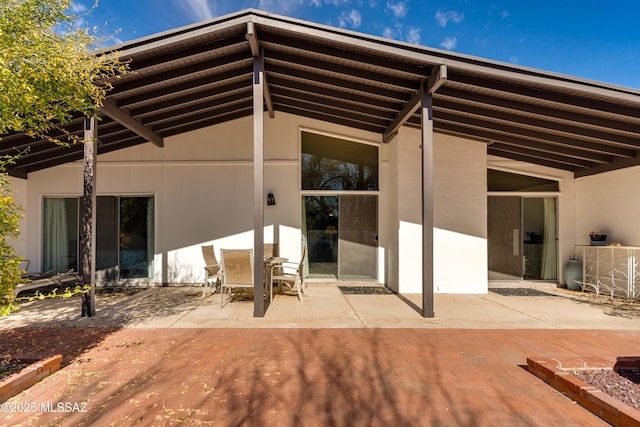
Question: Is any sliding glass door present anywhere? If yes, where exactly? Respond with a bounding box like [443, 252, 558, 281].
[43, 196, 154, 281]
[303, 194, 377, 280]
[338, 195, 377, 279]
[487, 196, 557, 280]
[303, 195, 338, 278]
[43, 198, 78, 273]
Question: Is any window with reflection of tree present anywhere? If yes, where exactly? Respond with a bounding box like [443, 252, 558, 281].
[301, 132, 378, 191]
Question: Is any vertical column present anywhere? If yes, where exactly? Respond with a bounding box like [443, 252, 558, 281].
[253, 51, 265, 317]
[81, 117, 97, 317]
[421, 86, 435, 318]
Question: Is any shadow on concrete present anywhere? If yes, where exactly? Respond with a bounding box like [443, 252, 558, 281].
[0, 327, 117, 368]
[3, 287, 205, 328]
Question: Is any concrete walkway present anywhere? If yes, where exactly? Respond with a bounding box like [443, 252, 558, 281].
[1, 283, 639, 426]
[2, 282, 639, 329]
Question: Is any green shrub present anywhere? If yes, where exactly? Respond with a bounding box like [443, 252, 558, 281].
[0, 169, 24, 315]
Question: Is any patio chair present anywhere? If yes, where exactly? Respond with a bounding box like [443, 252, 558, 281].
[270, 246, 307, 302]
[201, 245, 222, 298]
[18, 259, 56, 281]
[14, 270, 83, 297]
[220, 249, 254, 307]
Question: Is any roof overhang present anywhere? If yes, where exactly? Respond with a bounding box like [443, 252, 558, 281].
[2, 8, 640, 178]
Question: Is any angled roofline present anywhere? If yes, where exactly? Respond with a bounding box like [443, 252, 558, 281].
[104, 8, 640, 102]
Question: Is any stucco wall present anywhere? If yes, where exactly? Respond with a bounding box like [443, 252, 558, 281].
[21, 112, 580, 293]
[391, 127, 488, 294]
[575, 166, 640, 247]
[21, 112, 384, 284]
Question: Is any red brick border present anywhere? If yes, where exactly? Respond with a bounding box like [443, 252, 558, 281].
[0, 355, 63, 403]
[527, 356, 640, 427]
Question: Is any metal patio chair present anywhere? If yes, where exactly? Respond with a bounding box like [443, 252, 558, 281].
[270, 246, 307, 302]
[220, 249, 254, 307]
[201, 245, 222, 298]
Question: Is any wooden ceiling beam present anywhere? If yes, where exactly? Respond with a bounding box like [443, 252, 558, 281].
[383, 65, 447, 143]
[101, 99, 164, 147]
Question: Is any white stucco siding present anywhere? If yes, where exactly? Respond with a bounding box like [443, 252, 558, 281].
[433, 134, 487, 293]
[393, 128, 488, 294]
[21, 112, 386, 285]
[575, 166, 640, 247]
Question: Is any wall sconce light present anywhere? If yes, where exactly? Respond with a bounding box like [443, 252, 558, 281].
[267, 192, 276, 206]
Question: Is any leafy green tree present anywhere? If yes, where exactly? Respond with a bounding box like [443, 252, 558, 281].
[0, 162, 23, 315]
[0, 0, 127, 314]
[0, 0, 126, 142]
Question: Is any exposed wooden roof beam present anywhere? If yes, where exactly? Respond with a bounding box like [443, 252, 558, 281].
[116, 65, 253, 108]
[258, 32, 430, 78]
[141, 91, 251, 126]
[266, 49, 419, 90]
[574, 154, 640, 178]
[489, 143, 595, 168]
[273, 86, 397, 118]
[449, 72, 640, 120]
[130, 80, 250, 117]
[383, 65, 447, 143]
[486, 149, 578, 172]
[435, 108, 640, 154]
[272, 95, 390, 128]
[438, 87, 640, 136]
[437, 99, 640, 148]
[437, 122, 613, 164]
[267, 65, 406, 101]
[101, 99, 164, 147]
[436, 113, 636, 158]
[247, 22, 274, 118]
[246, 21, 260, 57]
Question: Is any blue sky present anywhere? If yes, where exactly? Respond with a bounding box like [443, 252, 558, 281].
[72, 0, 640, 89]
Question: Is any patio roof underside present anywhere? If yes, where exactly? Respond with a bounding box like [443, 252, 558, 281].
[2, 10, 640, 179]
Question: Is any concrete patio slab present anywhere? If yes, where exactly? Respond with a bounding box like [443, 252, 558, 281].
[2, 282, 639, 330]
[2, 283, 639, 426]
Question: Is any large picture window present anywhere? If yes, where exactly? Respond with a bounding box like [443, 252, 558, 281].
[300, 131, 379, 280]
[43, 196, 154, 280]
[301, 131, 378, 191]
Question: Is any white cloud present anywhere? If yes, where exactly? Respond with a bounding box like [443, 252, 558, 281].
[338, 9, 362, 28]
[435, 10, 464, 27]
[501, 10, 510, 19]
[310, 0, 348, 6]
[509, 56, 519, 64]
[440, 36, 457, 50]
[386, 1, 407, 18]
[406, 27, 421, 44]
[180, 0, 214, 21]
[382, 27, 395, 39]
[259, 0, 308, 14]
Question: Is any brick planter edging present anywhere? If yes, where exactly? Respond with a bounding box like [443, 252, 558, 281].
[527, 356, 640, 427]
[0, 355, 63, 403]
